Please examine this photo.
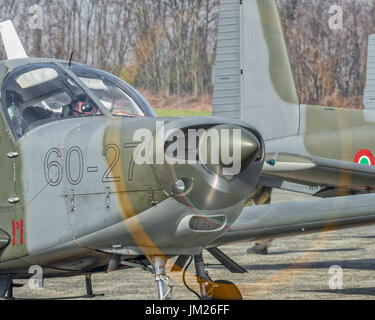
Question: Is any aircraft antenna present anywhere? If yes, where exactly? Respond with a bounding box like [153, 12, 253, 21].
[68, 51, 74, 68]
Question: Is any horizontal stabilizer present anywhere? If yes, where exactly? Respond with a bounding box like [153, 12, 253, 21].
[263, 153, 316, 172]
[0, 20, 28, 60]
[262, 152, 375, 192]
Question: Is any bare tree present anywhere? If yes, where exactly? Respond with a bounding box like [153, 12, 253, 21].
[0, 0, 373, 108]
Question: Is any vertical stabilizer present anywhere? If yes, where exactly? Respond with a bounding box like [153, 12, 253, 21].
[0, 20, 28, 60]
[213, 0, 300, 140]
[364, 34, 375, 110]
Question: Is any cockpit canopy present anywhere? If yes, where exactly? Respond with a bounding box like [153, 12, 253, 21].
[1, 62, 155, 140]
[68, 64, 153, 118]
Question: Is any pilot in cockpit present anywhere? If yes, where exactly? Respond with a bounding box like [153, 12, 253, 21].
[62, 94, 97, 118]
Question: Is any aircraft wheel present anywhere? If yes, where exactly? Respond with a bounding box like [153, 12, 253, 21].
[246, 185, 272, 206]
[247, 242, 269, 255]
[206, 280, 243, 300]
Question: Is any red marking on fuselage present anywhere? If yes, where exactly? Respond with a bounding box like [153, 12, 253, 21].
[20, 219, 23, 245]
[12, 220, 16, 246]
[12, 219, 24, 246]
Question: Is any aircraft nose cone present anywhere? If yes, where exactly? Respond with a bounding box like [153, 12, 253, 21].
[199, 124, 261, 176]
[235, 127, 261, 164]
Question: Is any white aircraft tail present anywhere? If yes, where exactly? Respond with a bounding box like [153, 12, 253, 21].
[0, 20, 28, 60]
[364, 34, 375, 110]
[212, 0, 300, 141]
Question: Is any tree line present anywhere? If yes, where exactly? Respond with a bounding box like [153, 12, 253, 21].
[0, 0, 374, 108]
[279, 0, 375, 108]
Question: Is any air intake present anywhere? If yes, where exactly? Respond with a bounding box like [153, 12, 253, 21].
[176, 214, 227, 239]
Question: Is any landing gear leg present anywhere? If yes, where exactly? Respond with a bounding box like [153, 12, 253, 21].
[151, 256, 173, 300]
[85, 274, 94, 298]
[194, 254, 212, 300]
[4, 281, 23, 300]
[5, 281, 14, 300]
[84, 274, 103, 299]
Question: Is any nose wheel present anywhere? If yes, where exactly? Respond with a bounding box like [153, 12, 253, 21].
[149, 253, 243, 300]
[205, 280, 243, 300]
[182, 253, 243, 300]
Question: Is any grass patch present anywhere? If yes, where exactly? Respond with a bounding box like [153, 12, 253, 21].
[155, 108, 212, 117]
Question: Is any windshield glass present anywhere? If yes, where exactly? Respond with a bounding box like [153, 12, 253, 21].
[2, 63, 104, 140]
[80, 76, 144, 116]
[69, 65, 148, 117]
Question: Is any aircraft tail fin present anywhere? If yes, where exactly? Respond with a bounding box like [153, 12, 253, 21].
[0, 20, 28, 60]
[364, 34, 375, 110]
[212, 0, 299, 140]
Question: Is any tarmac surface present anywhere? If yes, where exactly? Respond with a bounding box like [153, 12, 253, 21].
[7, 190, 375, 300]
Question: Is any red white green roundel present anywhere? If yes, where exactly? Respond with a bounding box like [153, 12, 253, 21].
[354, 149, 375, 166]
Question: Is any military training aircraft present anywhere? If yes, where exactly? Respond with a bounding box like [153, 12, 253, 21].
[212, 0, 375, 255]
[1, 0, 375, 300]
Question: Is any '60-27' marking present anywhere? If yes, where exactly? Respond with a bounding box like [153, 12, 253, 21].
[44, 145, 122, 187]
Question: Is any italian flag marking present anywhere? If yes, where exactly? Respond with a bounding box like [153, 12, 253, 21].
[354, 149, 375, 166]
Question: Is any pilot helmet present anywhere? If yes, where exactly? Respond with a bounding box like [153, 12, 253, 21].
[72, 100, 96, 116]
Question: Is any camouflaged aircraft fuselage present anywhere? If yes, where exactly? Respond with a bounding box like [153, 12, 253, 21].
[0, 58, 264, 279]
